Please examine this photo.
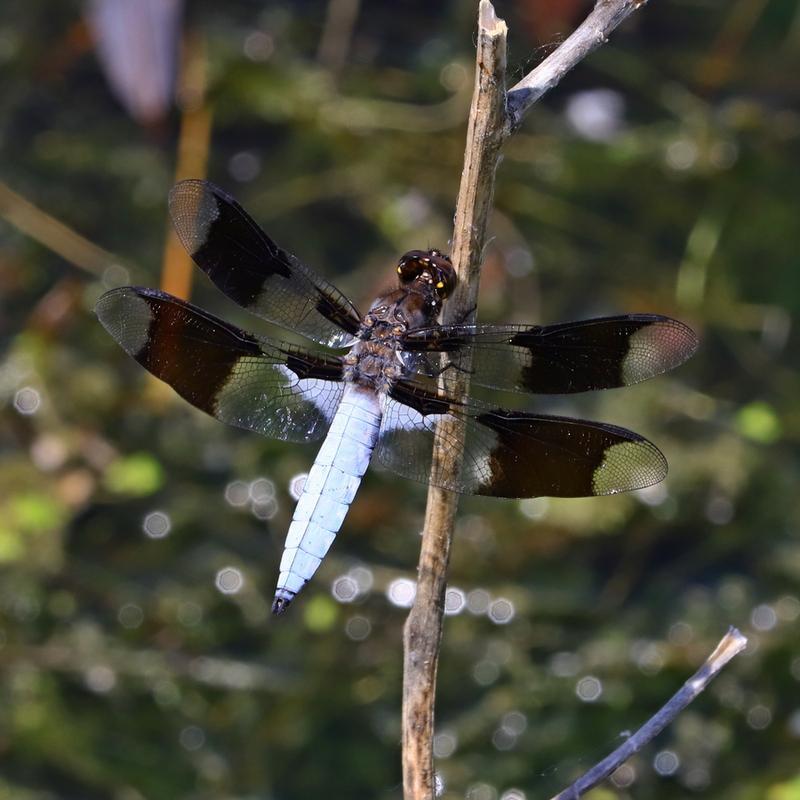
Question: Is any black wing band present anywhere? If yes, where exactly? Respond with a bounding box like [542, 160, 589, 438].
[96, 287, 345, 442]
[377, 377, 667, 498]
[400, 314, 698, 395]
[169, 180, 362, 348]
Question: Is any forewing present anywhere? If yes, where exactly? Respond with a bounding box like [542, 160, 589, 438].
[168, 179, 362, 348]
[401, 314, 698, 395]
[377, 378, 667, 498]
[96, 287, 345, 442]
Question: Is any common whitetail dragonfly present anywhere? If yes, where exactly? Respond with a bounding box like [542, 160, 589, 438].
[96, 180, 698, 615]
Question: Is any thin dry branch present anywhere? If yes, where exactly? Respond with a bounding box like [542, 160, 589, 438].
[401, 3, 507, 798]
[0, 180, 123, 276]
[550, 627, 748, 800]
[506, 0, 650, 132]
[401, 2, 678, 799]
[317, 0, 361, 74]
[160, 30, 212, 301]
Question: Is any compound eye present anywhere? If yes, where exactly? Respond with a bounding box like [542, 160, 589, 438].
[397, 254, 425, 283]
[398, 265, 413, 282]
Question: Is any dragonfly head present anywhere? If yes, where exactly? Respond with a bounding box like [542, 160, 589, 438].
[396, 249, 456, 299]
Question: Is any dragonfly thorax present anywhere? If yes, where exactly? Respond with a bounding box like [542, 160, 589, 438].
[343, 340, 402, 393]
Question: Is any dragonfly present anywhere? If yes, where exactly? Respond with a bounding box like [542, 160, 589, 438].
[96, 180, 698, 615]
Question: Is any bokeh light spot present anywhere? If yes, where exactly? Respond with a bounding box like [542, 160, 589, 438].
[13, 387, 40, 415]
[746, 704, 772, 730]
[30, 434, 67, 471]
[289, 473, 307, 500]
[683, 764, 710, 790]
[575, 676, 603, 702]
[611, 764, 636, 788]
[504, 246, 535, 278]
[85, 665, 116, 693]
[224, 480, 250, 506]
[345, 615, 371, 641]
[473, 659, 500, 686]
[776, 595, 800, 622]
[439, 61, 467, 91]
[252, 497, 278, 520]
[710, 139, 738, 169]
[466, 782, 497, 800]
[466, 588, 490, 615]
[143, 510, 171, 539]
[705, 493, 734, 525]
[101, 263, 130, 288]
[243, 30, 274, 62]
[654, 749, 680, 776]
[332, 575, 358, 604]
[387, 578, 416, 608]
[632, 640, 665, 675]
[179, 725, 205, 752]
[433, 730, 457, 758]
[666, 138, 698, 171]
[250, 477, 275, 502]
[668, 621, 693, 645]
[492, 727, 517, 751]
[565, 88, 625, 142]
[215, 567, 244, 595]
[444, 587, 466, 615]
[229, 150, 261, 182]
[501, 711, 527, 736]
[488, 598, 514, 624]
[750, 604, 777, 631]
[118, 603, 144, 629]
[349, 566, 373, 594]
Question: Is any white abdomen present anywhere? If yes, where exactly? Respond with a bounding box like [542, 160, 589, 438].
[272, 384, 382, 613]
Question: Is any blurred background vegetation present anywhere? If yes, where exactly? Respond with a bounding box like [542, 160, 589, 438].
[1, 0, 799, 798]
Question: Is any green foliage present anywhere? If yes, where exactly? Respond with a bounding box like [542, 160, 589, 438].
[103, 452, 165, 496]
[737, 402, 782, 444]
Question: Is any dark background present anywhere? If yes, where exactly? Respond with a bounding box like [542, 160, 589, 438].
[1, 1, 799, 798]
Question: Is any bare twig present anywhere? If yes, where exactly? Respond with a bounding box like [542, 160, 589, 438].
[402, 3, 507, 798]
[506, 0, 651, 133]
[160, 30, 212, 302]
[0, 180, 123, 276]
[402, 2, 664, 798]
[549, 627, 748, 800]
[317, 0, 361, 75]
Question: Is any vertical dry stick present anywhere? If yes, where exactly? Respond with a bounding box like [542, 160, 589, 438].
[402, 4, 508, 799]
[317, 0, 361, 75]
[149, 32, 213, 406]
[401, 1, 661, 798]
[160, 31, 212, 302]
